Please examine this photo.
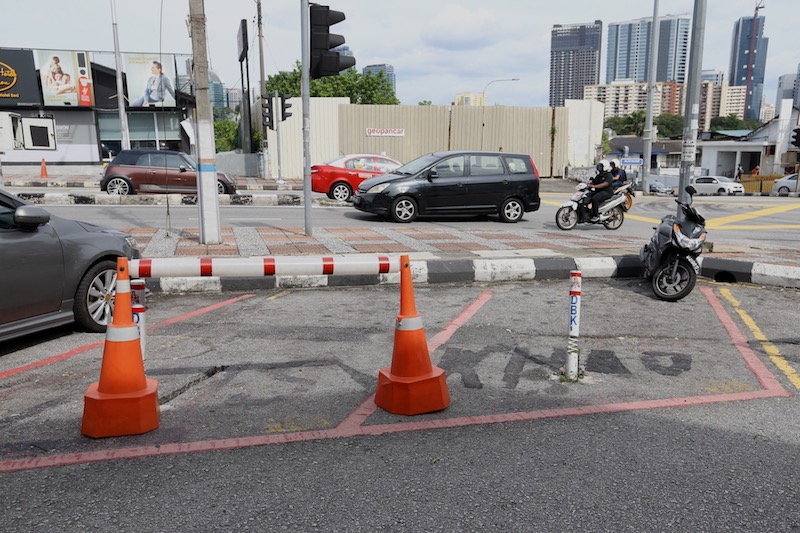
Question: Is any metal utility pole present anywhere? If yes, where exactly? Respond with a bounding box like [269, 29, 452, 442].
[111, 0, 130, 150]
[678, 0, 707, 207]
[188, 0, 222, 244]
[642, 0, 659, 194]
[301, 0, 312, 236]
[275, 90, 284, 182]
[256, 0, 270, 180]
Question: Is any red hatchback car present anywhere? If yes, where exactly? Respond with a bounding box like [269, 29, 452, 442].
[311, 154, 401, 201]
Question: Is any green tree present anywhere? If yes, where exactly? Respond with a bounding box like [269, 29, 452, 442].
[213, 120, 239, 152]
[623, 110, 646, 137]
[601, 129, 611, 156]
[603, 116, 628, 135]
[418, 100, 432, 106]
[710, 114, 761, 132]
[263, 61, 399, 104]
[654, 113, 684, 138]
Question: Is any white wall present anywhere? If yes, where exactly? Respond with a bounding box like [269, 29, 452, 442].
[565, 99, 604, 167]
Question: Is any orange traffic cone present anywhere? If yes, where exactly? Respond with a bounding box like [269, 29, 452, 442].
[374, 255, 450, 415]
[40, 159, 48, 179]
[81, 257, 159, 438]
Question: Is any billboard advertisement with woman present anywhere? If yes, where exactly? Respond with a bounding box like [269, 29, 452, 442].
[124, 53, 176, 108]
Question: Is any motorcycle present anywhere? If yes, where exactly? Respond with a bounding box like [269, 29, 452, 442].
[616, 181, 635, 211]
[640, 185, 708, 302]
[555, 182, 626, 231]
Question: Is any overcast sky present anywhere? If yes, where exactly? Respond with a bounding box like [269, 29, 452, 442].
[2, 0, 797, 109]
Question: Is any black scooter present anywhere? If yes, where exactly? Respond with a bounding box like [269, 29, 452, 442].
[640, 185, 707, 301]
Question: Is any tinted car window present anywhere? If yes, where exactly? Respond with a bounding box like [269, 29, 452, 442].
[135, 153, 151, 166]
[469, 155, 503, 176]
[504, 156, 531, 174]
[149, 153, 167, 168]
[434, 156, 465, 178]
[165, 153, 186, 169]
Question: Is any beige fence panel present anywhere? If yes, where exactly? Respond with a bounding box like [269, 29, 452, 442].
[338, 105, 451, 164]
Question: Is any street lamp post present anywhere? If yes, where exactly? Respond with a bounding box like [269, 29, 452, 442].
[481, 78, 519, 150]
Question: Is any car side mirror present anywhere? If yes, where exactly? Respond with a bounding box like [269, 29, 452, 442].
[14, 205, 51, 227]
[179, 165, 187, 173]
[427, 169, 439, 180]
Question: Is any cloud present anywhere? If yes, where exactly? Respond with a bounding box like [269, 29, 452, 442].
[421, 5, 501, 51]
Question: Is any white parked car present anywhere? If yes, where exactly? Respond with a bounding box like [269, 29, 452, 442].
[771, 174, 798, 195]
[690, 176, 744, 196]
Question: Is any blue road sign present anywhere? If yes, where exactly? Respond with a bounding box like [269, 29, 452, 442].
[621, 158, 644, 166]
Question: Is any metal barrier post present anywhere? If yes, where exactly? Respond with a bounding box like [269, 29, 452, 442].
[565, 270, 582, 381]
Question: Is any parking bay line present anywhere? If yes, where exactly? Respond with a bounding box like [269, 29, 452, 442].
[2, 286, 792, 473]
[0, 294, 256, 381]
[718, 287, 800, 390]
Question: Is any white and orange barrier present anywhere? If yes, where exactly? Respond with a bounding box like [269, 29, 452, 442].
[129, 255, 399, 279]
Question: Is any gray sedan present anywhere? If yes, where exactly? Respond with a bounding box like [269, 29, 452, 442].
[0, 188, 140, 342]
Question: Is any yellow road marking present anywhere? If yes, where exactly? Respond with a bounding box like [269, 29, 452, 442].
[706, 204, 800, 229]
[266, 290, 291, 301]
[719, 288, 800, 389]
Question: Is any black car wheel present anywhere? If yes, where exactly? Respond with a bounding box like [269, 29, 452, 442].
[499, 198, 524, 223]
[778, 186, 790, 194]
[330, 183, 353, 202]
[73, 259, 119, 333]
[217, 180, 229, 194]
[106, 177, 134, 195]
[390, 197, 417, 223]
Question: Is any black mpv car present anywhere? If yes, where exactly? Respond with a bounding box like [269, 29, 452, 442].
[351, 151, 540, 223]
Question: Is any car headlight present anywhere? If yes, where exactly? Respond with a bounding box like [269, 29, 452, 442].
[367, 183, 390, 194]
[673, 224, 706, 252]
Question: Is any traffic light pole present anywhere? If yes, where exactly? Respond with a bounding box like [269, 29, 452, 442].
[257, 0, 271, 181]
[301, 0, 313, 236]
[275, 90, 284, 183]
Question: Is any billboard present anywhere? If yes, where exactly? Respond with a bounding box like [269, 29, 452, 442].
[124, 53, 176, 108]
[0, 49, 42, 107]
[36, 50, 95, 107]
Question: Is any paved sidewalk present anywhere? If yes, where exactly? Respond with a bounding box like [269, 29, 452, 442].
[3, 166, 800, 291]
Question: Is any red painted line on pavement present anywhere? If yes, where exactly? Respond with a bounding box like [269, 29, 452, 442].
[0, 294, 255, 380]
[700, 286, 789, 393]
[336, 290, 494, 431]
[1, 288, 791, 473]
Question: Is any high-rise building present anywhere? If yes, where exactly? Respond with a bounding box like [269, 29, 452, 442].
[363, 64, 396, 93]
[606, 14, 690, 84]
[776, 73, 797, 107]
[728, 15, 768, 121]
[701, 70, 724, 85]
[549, 21, 602, 107]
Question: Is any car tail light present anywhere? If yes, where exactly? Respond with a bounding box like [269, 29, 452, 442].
[529, 157, 540, 179]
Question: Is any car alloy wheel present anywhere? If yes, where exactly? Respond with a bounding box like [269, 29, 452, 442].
[73, 259, 118, 333]
[106, 177, 133, 195]
[500, 198, 523, 223]
[391, 197, 417, 223]
[217, 180, 227, 194]
[778, 186, 790, 194]
[331, 183, 353, 201]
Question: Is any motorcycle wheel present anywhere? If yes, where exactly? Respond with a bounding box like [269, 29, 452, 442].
[624, 193, 633, 211]
[602, 206, 624, 230]
[651, 257, 697, 302]
[555, 206, 578, 230]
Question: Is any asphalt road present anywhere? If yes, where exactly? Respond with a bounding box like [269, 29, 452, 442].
[2, 278, 799, 531]
[27, 192, 800, 251]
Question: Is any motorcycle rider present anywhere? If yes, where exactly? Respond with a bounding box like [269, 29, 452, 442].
[610, 159, 628, 190]
[585, 160, 614, 222]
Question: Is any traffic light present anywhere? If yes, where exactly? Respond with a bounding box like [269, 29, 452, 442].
[261, 94, 274, 131]
[791, 127, 800, 148]
[280, 94, 292, 122]
[309, 4, 356, 79]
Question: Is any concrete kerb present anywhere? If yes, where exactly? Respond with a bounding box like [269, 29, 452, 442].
[137, 254, 797, 294]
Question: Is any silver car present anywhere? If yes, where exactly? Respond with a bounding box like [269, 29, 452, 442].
[690, 176, 745, 196]
[0, 188, 140, 342]
[771, 173, 798, 195]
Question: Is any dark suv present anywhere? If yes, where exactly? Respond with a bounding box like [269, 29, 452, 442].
[100, 149, 237, 195]
[352, 151, 540, 223]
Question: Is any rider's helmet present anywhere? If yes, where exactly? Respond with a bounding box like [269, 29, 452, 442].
[597, 159, 611, 173]
[611, 158, 621, 169]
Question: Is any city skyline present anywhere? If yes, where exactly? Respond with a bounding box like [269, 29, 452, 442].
[1, 0, 797, 110]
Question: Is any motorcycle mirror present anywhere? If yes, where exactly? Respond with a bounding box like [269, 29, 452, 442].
[685, 185, 697, 196]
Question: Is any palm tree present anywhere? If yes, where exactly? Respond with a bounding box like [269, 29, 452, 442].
[624, 110, 646, 137]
